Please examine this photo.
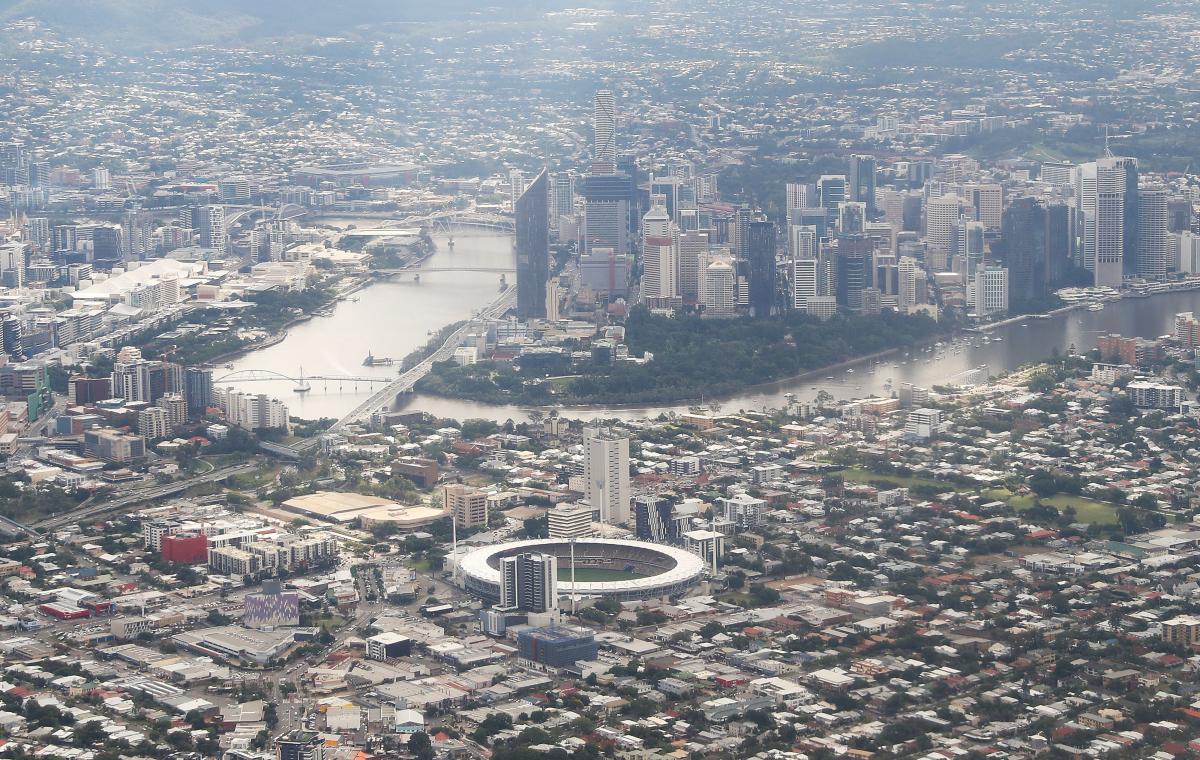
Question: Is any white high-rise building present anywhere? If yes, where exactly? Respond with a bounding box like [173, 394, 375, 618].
[92, 167, 111, 191]
[111, 361, 153, 403]
[1040, 162, 1077, 188]
[592, 90, 617, 170]
[641, 197, 677, 303]
[1173, 230, 1200, 274]
[974, 266, 1009, 317]
[498, 552, 557, 613]
[701, 259, 736, 318]
[960, 182, 1003, 230]
[197, 205, 226, 251]
[1136, 187, 1169, 280]
[785, 183, 809, 212]
[0, 241, 26, 289]
[792, 258, 818, 310]
[898, 256, 925, 311]
[925, 194, 965, 254]
[137, 407, 170, 439]
[216, 388, 289, 431]
[584, 427, 630, 525]
[1078, 157, 1133, 288]
[508, 169, 526, 209]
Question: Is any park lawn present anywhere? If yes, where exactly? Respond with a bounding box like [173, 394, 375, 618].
[408, 557, 432, 572]
[1040, 495, 1118, 525]
[311, 614, 345, 632]
[985, 487, 1118, 525]
[838, 466, 957, 492]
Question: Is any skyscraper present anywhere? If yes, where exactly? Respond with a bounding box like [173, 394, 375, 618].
[197, 205, 226, 251]
[817, 175, 847, 212]
[835, 234, 873, 312]
[640, 197, 677, 306]
[584, 427, 630, 525]
[592, 90, 617, 171]
[792, 257, 818, 311]
[676, 230, 708, 304]
[185, 366, 214, 419]
[925, 194, 965, 254]
[91, 225, 123, 266]
[747, 220, 776, 318]
[999, 197, 1048, 306]
[580, 171, 632, 258]
[1077, 157, 1133, 288]
[515, 169, 549, 320]
[499, 552, 557, 613]
[549, 173, 574, 240]
[634, 495, 678, 544]
[848, 155, 876, 214]
[974, 266, 1009, 317]
[702, 259, 736, 317]
[1136, 186, 1169, 280]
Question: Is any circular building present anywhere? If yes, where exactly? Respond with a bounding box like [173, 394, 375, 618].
[458, 538, 706, 602]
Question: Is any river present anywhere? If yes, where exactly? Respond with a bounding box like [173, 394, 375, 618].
[226, 227, 1200, 423]
[221, 227, 516, 419]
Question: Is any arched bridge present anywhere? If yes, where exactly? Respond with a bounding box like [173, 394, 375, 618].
[215, 369, 399, 390]
[376, 266, 515, 276]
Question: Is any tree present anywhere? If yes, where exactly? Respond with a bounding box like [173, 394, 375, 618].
[523, 516, 548, 539]
[409, 731, 434, 760]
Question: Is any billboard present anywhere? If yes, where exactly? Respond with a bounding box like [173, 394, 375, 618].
[242, 591, 300, 628]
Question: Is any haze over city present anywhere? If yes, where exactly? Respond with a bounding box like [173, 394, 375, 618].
[0, 2, 1198, 760]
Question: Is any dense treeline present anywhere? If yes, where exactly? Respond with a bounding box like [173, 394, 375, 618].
[418, 307, 948, 406]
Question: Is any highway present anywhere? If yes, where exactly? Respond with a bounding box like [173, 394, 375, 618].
[321, 285, 517, 435]
[33, 462, 260, 530]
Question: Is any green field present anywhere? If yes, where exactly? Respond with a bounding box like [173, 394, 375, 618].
[839, 466, 954, 492]
[558, 568, 646, 582]
[993, 490, 1118, 525]
[838, 468, 1120, 526]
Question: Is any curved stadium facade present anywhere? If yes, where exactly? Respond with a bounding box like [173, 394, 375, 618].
[459, 538, 705, 602]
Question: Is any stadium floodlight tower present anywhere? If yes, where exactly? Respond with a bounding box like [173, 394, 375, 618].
[451, 505, 459, 586]
[569, 536, 578, 614]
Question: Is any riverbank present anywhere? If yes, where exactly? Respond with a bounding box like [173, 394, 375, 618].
[416, 308, 950, 409]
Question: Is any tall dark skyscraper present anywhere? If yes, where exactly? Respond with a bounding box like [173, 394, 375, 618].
[849, 155, 877, 214]
[92, 225, 123, 265]
[1115, 156, 1139, 275]
[1046, 203, 1077, 286]
[515, 169, 549, 320]
[1000, 197, 1048, 306]
[747, 220, 776, 318]
[835, 234, 873, 313]
[185, 366, 214, 419]
[634, 495, 677, 544]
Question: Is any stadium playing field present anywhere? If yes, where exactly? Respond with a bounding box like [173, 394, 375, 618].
[558, 567, 646, 582]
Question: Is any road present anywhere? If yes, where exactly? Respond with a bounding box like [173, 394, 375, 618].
[34, 462, 260, 529]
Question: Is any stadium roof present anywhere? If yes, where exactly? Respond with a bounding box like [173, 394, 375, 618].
[458, 537, 705, 595]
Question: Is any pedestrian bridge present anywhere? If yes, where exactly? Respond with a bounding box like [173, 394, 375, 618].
[215, 369, 397, 391]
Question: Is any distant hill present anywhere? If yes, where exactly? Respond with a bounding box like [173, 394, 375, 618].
[0, 0, 583, 49]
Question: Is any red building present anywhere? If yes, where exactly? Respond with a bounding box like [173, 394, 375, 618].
[38, 603, 91, 620]
[161, 532, 208, 565]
